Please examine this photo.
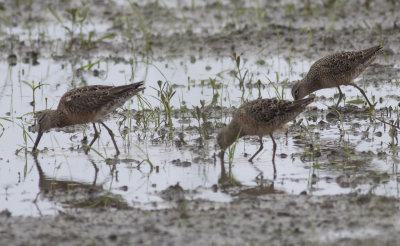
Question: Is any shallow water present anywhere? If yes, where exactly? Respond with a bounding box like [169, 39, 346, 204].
[1, 53, 399, 216]
[0, 0, 400, 217]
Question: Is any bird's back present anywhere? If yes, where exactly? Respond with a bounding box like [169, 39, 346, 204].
[57, 82, 144, 124]
[236, 98, 313, 136]
[308, 45, 382, 85]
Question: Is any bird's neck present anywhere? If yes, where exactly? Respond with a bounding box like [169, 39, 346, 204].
[47, 110, 71, 129]
[302, 77, 323, 95]
[222, 121, 243, 149]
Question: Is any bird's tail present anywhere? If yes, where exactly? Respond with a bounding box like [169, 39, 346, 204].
[112, 81, 145, 96]
[284, 97, 314, 115]
[364, 45, 383, 57]
[292, 97, 314, 108]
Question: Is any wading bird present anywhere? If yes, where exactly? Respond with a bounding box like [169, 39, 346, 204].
[217, 97, 313, 175]
[32, 81, 145, 155]
[291, 45, 382, 108]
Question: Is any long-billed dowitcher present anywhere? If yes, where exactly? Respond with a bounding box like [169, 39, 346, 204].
[291, 45, 382, 108]
[32, 81, 145, 154]
[217, 97, 314, 175]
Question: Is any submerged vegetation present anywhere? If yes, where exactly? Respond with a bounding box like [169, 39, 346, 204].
[0, 1, 399, 231]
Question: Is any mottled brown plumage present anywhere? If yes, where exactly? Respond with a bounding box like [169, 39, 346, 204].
[217, 97, 314, 175]
[32, 81, 145, 154]
[292, 45, 382, 107]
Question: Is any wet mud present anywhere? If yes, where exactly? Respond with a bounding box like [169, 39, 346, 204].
[1, 0, 400, 245]
[1, 193, 399, 246]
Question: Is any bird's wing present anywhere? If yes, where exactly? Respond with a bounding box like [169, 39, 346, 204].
[319, 52, 355, 75]
[321, 45, 381, 75]
[57, 85, 117, 115]
[244, 98, 312, 126]
[244, 98, 286, 125]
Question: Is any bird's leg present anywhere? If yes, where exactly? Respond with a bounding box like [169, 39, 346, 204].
[269, 133, 277, 178]
[85, 123, 100, 154]
[90, 161, 99, 185]
[335, 86, 343, 108]
[248, 136, 264, 162]
[350, 83, 375, 108]
[100, 122, 120, 155]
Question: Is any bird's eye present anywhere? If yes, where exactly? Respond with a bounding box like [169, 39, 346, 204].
[295, 89, 299, 96]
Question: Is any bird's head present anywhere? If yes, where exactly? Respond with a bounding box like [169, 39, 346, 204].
[291, 80, 308, 100]
[217, 129, 228, 151]
[34, 110, 57, 132]
[31, 110, 58, 152]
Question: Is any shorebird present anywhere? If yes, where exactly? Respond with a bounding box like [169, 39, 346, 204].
[217, 97, 313, 175]
[32, 81, 145, 155]
[291, 45, 382, 108]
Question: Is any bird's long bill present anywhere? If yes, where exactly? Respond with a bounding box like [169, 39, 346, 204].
[218, 150, 225, 162]
[32, 131, 43, 152]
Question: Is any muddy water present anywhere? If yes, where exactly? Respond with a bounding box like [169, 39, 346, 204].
[2, 49, 397, 215]
[0, 0, 400, 245]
